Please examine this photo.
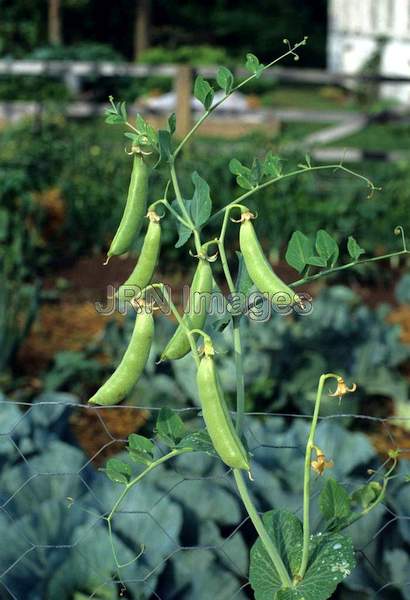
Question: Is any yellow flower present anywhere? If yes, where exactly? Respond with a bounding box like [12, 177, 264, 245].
[328, 376, 357, 402]
[311, 446, 334, 476]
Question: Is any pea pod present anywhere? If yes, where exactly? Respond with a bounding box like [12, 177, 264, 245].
[160, 258, 213, 361]
[239, 209, 299, 306]
[197, 348, 250, 471]
[89, 308, 154, 405]
[108, 153, 148, 258]
[117, 210, 161, 302]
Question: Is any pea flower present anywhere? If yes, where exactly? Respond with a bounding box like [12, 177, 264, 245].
[328, 376, 357, 403]
[311, 446, 334, 476]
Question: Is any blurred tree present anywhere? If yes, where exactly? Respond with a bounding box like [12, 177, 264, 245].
[0, 0, 327, 65]
[134, 0, 151, 61]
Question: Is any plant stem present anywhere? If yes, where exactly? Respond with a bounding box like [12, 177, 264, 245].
[298, 373, 339, 580]
[291, 249, 410, 288]
[173, 37, 308, 159]
[107, 448, 189, 522]
[210, 164, 376, 224]
[234, 469, 292, 588]
[337, 457, 398, 532]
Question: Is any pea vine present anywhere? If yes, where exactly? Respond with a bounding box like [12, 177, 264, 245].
[87, 38, 409, 599]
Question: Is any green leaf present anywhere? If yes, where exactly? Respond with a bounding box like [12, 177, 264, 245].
[351, 481, 382, 509]
[250, 158, 263, 186]
[229, 158, 243, 175]
[168, 112, 176, 134]
[135, 113, 158, 146]
[216, 66, 234, 94]
[156, 408, 186, 447]
[158, 129, 172, 164]
[177, 430, 217, 456]
[245, 53, 260, 71]
[228, 158, 253, 189]
[127, 433, 154, 465]
[249, 509, 356, 600]
[315, 230, 339, 266]
[175, 224, 192, 248]
[104, 458, 131, 485]
[319, 478, 352, 527]
[105, 113, 124, 125]
[306, 256, 328, 268]
[347, 236, 365, 261]
[236, 175, 253, 190]
[190, 172, 212, 228]
[194, 75, 214, 110]
[285, 231, 314, 273]
[263, 151, 282, 178]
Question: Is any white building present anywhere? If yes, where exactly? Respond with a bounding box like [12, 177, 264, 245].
[327, 0, 410, 103]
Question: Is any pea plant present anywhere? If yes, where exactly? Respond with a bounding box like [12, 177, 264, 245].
[89, 38, 408, 599]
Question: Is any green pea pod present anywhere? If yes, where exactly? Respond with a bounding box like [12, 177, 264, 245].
[117, 210, 161, 302]
[197, 349, 250, 471]
[161, 258, 213, 361]
[108, 153, 148, 258]
[239, 209, 300, 306]
[89, 308, 154, 405]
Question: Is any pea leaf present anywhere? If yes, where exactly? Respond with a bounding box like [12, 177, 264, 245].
[245, 53, 264, 78]
[315, 230, 339, 266]
[229, 158, 253, 190]
[172, 199, 192, 248]
[250, 158, 263, 186]
[263, 151, 282, 178]
[285, 231, 314, 273]
[178, 430, 217, 456]
[127, 433, 155, 465]
[306, 256, 328, 268]
[156, 408, 186, 447]
[249, 509, 356, 600]
[351, 481, 382, 509]
[157, 129, 172, 164]
[319, 478, 352, 528]
[347, 236, 365, 261]
[194, 75, 214, 110]
[135, 113, 158, 146]
[216, 66, 234, 94]
[167, 112, 176, 135]
[190, 172, 212, 228]
[104, 458, 131, 485]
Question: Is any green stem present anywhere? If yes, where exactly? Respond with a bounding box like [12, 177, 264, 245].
[291, 249, 410, 288]
[298, 373, 339, 580]
[173, 37, 308, 159]
[210, 164, 376, 225]
[337, 458, 398, 532]
[107, 448, 189, 522]
[158, 199, 192, 230]
[234, 469, 292, 588]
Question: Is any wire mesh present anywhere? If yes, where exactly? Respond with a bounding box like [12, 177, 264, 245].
[0, 398, 409, 600]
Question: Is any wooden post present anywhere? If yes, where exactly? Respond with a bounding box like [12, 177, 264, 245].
[48, 0, 62, 46]
[134, 0, 151, 62]
[175, 65, 193, 140]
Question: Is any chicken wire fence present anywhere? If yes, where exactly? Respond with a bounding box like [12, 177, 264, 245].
[0, 398, 409, 600]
